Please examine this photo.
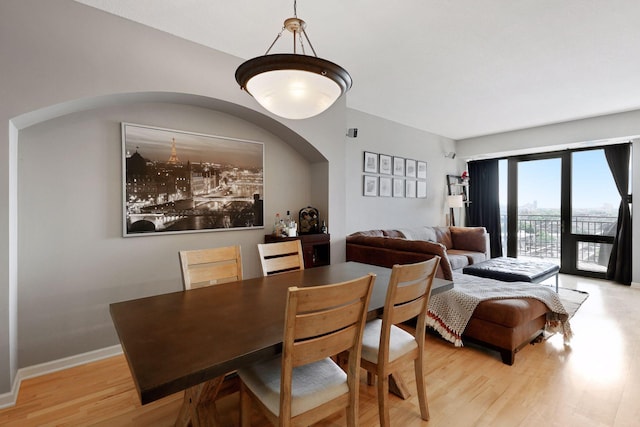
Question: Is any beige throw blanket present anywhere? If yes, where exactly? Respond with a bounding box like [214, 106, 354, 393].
[427, 272, 572, 347]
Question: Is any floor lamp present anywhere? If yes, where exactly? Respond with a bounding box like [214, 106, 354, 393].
[447, 194, 464, 226]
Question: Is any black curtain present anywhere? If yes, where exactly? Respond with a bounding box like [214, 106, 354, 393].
[468, 159, 503, 258]
[604, 143, 632, 285]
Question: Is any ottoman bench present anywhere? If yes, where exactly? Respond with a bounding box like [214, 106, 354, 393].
[459, 258, 560, 364]
[462, 257, 560, 291]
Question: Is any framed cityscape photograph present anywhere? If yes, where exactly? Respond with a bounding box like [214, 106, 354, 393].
[379, 176, 392, 197]
[363, 175, 378, 196]
[417, 161, 427, 179]
[379, 154, 392, 175]
[393, 178, 405, 197]
[393, 156, 405, 176]
[363, 151, 378, 173]
[122, 123, 264, 236]
[405, 159, 417, 178]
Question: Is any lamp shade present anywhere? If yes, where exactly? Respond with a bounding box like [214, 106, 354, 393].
[447, 195, 464, 208]
[236, 54, 352, 120]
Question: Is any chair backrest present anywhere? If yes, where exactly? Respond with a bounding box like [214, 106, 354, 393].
[280, 273, 376, 421]
[179, 245, 243, 290]
[378, 257, 440, 363]
[257, 240, 305, 276]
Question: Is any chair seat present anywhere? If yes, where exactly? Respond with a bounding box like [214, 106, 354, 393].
[361, 319, 418, 364]
[238, 356, 348, 418]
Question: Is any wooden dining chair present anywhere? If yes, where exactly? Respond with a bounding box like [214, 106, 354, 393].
[179, 245, 243, 290]
[360, 257, 440, 427]
[257, 240, 305, 276]
[176, 245, 243, 427]
[238, 273, 376, 427]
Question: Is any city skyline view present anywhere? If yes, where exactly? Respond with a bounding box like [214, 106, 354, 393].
[498, 149, 625, 212]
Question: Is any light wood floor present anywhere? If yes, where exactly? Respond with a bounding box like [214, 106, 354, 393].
[1, 275, 639, 426]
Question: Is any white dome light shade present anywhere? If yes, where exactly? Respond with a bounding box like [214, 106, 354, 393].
[236, 54, 352, 120]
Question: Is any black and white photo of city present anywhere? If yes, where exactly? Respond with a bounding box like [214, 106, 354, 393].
[122, 123, 264, 235]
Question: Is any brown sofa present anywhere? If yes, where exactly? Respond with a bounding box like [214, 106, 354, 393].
[346, 226, 550, 365]
[345, 226, 490, 280]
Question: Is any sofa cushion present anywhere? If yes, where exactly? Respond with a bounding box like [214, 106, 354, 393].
[447, 249, 487, 266]
[433, 226, 453, 249]
[397, 226, 437, 242]
[450, 226, 487, 253]
[448, 254, 470, 270]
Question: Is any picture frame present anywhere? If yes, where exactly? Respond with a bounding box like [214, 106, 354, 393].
[417, 161, 427, 179]
[393, 178, 405, 197]
[406, 180, 416, 198]
[393, 156, 405, 176]
[379, 154, 392, 175]
[379, 176, 392, 197]
[417, 180, 427, 198]
[122, 122, 264, 236]
[363, 151, 378, 173]
[405, 159, 417, 178]
[363, 175, 378, 196]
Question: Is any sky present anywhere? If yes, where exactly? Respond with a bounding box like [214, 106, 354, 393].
[498, 149, 624, 211]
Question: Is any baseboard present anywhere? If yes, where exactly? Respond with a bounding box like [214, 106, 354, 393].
[0, 344, 123, 410]
[631, 282, 640, 290]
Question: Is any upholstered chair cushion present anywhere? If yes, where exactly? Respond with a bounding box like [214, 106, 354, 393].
[238, 357, 348, 418]
[361, 319, 418, 363]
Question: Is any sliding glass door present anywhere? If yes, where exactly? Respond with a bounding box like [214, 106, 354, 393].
[504, 147, 623, 278]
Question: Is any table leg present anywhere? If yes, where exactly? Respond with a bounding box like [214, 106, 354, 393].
[388, 373, 411, 399]
[175, 376, 225, 427]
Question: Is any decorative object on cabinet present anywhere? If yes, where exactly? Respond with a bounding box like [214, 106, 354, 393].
[122, 122, 264, 236]
[264, 233, 330, 269]
[298, 206, 319, 234]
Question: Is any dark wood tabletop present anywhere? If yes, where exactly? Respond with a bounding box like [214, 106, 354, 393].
[110, 261, 453, 404]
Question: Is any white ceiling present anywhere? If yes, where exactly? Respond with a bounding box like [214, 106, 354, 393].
[74, 0, 640, 140]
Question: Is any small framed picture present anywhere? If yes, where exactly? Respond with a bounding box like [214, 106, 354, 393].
[405, 159, 416, 178]
[379, 177, 392, 197]
[379, 154, 392, 175]
[393, 178, 404, 197]
[363, 151, 378, 173]
[363, 175, 378, 196]
[417, 161, 427, 179]
[417, 181, 427, 198]
[393, 157, 405, 176]
[406, 180, 416, 198]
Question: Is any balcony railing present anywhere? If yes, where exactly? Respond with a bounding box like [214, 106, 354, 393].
[499, 214, 617, 271]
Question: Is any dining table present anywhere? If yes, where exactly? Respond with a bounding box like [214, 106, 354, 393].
[110, 261, 453, 426]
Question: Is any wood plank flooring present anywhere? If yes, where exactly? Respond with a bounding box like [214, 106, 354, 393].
[1, 274, 639, 426]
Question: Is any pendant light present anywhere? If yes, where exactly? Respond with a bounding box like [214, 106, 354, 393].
[235, 1, 352, 120]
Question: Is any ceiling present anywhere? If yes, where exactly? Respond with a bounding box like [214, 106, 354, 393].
[74, 0, 640, 140]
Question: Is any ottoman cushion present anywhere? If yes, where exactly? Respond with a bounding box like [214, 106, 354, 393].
[463, 257, 559, 283]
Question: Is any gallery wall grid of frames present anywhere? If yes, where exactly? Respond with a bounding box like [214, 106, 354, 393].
[362, 151, 427, 198]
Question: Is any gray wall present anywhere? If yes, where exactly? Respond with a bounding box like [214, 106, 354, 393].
[345, 110, 459, 232]
[0, 0, 348, 394]
[17, 103, 313, 367]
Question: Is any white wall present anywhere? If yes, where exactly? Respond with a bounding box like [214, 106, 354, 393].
[456, 110, 640, 283]
[345, 110, 459, 233]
